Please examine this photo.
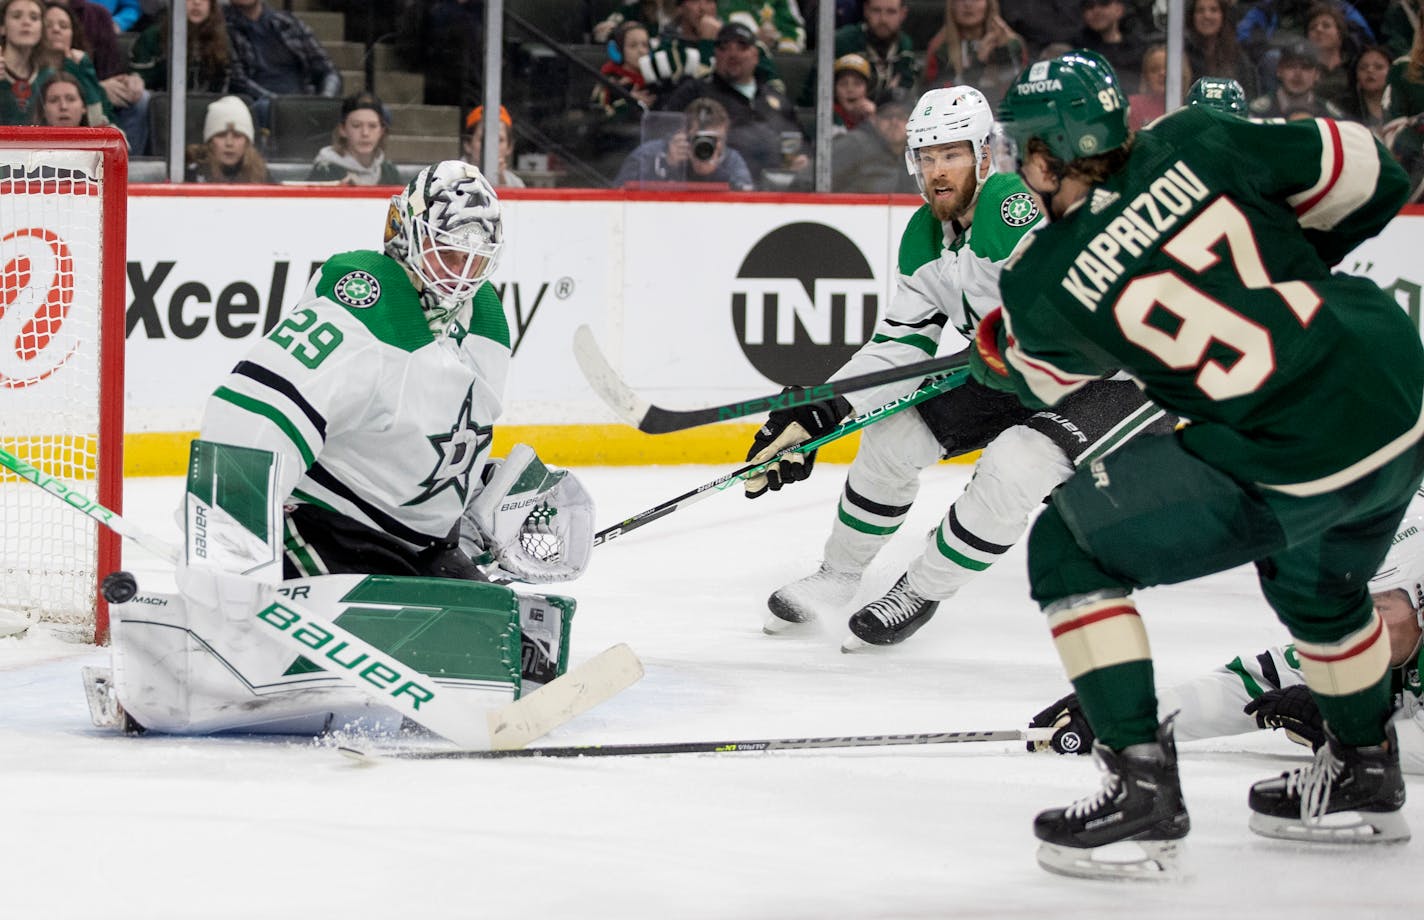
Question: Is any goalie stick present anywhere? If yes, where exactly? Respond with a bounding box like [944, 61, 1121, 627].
[592, 369, 969, 546]
[574, 324, 973, 433]
[339, 727, 1055, 761]
[0, 445, 642, 751]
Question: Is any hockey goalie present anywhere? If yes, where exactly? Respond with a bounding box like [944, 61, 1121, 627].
[84, 162, 597, 740]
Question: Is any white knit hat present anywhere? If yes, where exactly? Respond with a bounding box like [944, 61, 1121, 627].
[203, 96, 254, 143]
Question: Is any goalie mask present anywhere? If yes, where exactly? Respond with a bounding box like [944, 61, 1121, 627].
[385, 161, 503, 324]
[904, 86, 995, 202]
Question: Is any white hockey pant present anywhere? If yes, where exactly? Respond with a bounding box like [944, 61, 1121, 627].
[825, 414, 1073, 600]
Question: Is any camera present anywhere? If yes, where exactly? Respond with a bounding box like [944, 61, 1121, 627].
[690, 131, 720, 162]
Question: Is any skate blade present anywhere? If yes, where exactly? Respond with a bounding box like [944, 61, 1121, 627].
[1249, 809, 1411, 844]
[840, 634, 898, 653]
[1036, 839, 1187, 881]
[81, 666, 122, 730]
[762, 614, 816, 636]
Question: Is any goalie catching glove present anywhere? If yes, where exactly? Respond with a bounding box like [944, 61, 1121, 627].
[460, 443, 595, 583]
[1243, 684, 1326, 750]
[1027, 692, 1095, 755]
[743, 389, 851, 499]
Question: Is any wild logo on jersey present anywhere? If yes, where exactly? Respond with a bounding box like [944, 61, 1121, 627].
[405, 385, 491, 507]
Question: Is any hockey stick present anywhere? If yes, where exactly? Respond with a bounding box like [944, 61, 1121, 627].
[574, 324, 973, 433]
[592, 369, 968, 546]
[0, 446, 642, 750]
[338, 727, 1054, 761]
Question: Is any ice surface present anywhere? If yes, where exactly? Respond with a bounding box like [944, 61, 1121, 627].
[0, 466, 1415, 919]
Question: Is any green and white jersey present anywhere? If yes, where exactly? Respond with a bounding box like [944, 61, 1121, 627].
[834, 171, 1044, 414]
[199, 250, 511, 552]
[1158, 641, 1424, 774]
[998, 108, 1423, 495]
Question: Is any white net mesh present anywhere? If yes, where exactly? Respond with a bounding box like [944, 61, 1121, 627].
[0, 147, 109, 638]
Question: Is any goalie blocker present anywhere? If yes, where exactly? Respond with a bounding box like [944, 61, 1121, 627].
[84, 440, 582, 737]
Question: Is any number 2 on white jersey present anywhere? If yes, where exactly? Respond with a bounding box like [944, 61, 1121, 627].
[1113, 198, 1320, 400]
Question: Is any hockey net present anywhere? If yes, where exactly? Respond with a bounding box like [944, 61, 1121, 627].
[0, 129, 127, 643]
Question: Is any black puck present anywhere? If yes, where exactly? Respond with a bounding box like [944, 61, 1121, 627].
[101, 570, 139, 604]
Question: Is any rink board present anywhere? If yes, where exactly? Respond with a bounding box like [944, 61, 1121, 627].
[115, 188, 1424, 473]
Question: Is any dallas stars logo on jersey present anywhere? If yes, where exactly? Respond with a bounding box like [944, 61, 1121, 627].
[405, 385, 491, 507]
[1001, 192, 1039, 228]
[333, 270, 381, 308]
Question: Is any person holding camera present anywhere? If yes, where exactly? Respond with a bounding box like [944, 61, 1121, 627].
[661, 21, 807, 185]
[613, 96, 755, 189]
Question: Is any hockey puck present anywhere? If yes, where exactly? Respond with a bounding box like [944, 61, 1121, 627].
[101, 571, 139, 604]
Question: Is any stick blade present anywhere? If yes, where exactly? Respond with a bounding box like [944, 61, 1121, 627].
[573, 325, 652, 429]
[487, 643, 644, 750]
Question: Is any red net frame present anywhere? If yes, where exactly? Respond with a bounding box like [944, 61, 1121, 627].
[0, 127, 127, 643]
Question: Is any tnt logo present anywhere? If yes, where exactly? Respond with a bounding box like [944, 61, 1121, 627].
[730, 223, 879, 385]
[0, 228, 77, 389]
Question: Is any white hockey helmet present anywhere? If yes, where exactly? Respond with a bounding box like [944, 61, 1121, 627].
[903, 86, 996, 195]
[1368, 492, 1424, 631]
[385, 160, 503, 306]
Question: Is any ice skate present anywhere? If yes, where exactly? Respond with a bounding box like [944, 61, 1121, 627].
[81, 666, 144, 734]
[764, 565, 859, 635]
[1033, 717, 1190, 881]
[841, 574, 941, 651]
[1248, 722, 1410, 843]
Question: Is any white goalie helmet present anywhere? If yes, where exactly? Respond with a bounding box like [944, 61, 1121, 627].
[903, 85, 995, 196]
[1369, 494, 1424, 631]
[385, 160, 503, 307]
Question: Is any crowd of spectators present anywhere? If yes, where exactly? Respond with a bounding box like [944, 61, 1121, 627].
[2, 0, 1422, 198]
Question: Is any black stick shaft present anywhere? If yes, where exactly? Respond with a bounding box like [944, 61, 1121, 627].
[638, 351, 973, 433]
[592, 371, 967, 546]
[343, 728, 1045, 761]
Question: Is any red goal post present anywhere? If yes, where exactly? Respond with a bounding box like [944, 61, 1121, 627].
[0, 127, 127, 644]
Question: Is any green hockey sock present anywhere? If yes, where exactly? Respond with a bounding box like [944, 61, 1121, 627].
[1312, 671, 1394, 747]
[1072, 660, 1159, 751]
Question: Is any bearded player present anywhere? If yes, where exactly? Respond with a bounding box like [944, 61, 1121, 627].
[744, 85, 1169, 651]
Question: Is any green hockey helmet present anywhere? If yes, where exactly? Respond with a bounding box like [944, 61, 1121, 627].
[1186, 76, 1247, 115]
[997, 49, 1130, 165]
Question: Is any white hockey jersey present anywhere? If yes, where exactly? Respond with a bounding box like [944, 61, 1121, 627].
[833, 172, 1043, 414]
[1163, 644, 1424, 774]
[199, 250, 510, 553]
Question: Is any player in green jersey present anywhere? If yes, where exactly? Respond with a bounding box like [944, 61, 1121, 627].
[973, 50, 1424, 878]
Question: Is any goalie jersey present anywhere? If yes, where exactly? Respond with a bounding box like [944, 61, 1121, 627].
[199, 250, 510, 554]
[834, 171, 1044, 414]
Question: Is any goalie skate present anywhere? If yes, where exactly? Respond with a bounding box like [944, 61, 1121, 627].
[1033, 717, 1190, 881]
[764, 564, 858, 635]
[81, 666, 143, 734]
[842, 573, 941, 651]
[1248, 723, 1410, 844]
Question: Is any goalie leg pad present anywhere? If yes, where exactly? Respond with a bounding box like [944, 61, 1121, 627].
[110, 575, 526, 736]
[517, 593, 575, 694]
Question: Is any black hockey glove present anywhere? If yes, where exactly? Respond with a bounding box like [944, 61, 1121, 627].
[743, 390, 851, 499]
[1027, 692, 1095, 755]
[1243, 685, 1326, 751]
